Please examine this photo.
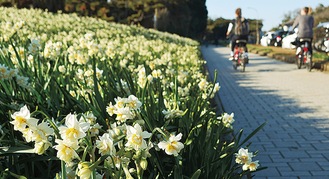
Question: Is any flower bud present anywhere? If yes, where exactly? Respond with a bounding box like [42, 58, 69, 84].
[140, 159, 148, 170]
[77, 162, 92, 179]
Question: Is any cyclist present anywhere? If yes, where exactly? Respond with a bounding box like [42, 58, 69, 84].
[226, 8, 249, 61]
[291, 7, 314, 55]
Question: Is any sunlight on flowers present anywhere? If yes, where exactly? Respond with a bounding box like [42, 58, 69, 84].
[54, 139, 79, 163]
[235, 148, 260, 171]
[125, 123, 151, 151]
[96, 133, 116, 156]
[218, 112, 235, 129]
[158, 133, 184, 156]
[58, 113, 90, 143]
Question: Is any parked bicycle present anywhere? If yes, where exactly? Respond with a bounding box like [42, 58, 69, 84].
[232, 39, 248, 72]
[295, 38, 312, 72]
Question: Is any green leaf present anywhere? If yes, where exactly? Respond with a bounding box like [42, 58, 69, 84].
[0, 147, 34, 155]
[191, 169, 201, 179]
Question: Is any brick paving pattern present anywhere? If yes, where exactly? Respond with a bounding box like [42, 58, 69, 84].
[202, 45, 329, 179]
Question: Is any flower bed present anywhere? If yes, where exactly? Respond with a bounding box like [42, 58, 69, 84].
[0, 7, 264, 179]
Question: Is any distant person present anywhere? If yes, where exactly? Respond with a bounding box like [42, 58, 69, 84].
[291, 7, 314, 55]
[226, 8, 249, 60]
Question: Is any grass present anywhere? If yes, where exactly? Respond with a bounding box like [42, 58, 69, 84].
[248, 44, 329, 62]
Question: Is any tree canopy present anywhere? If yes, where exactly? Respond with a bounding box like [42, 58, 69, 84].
[0, 0, 208, 39]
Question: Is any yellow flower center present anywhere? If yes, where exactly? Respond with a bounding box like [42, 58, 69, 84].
[16, 116, 27, 124]
[128, 101, 136, 108]
[131, 134, 142, 146]
[240, 156, 249, 163]
[249, 162, 256, 168]
[66, 128, 79, 138]
[167, 141, 178, 151]
[0, 67, 6, 74]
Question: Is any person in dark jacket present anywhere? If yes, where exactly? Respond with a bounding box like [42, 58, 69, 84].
[291, 7, 314, 54]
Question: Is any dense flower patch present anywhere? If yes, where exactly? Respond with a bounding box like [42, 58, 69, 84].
[0, 7, 264, 179]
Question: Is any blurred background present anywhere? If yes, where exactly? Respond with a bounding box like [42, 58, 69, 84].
[0, 0, 329, 47]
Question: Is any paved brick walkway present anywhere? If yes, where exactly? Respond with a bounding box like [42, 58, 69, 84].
[202, 45, 329, 179]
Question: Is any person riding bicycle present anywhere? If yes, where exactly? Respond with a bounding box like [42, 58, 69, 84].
[291, 7, 314, 55]
[226, 8, 249, 61]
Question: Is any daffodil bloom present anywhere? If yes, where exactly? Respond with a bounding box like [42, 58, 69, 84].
[219, 112, 235, 128]
[10, 105, 30, 130]
[107, 95, 142, 122]
[10, 105, 38, 131]
[235, 148, 253, 165]
[96, 133, 116, 156]
[126, 95, 142, 110]
[90, 123, 102, 136]
[77, 162, 92, 179]
[125, 124, 151, 151]
[106, 102, 115, 116]
[137, 67, 147, 88]
[209, 82, 221, 98]
[21, 128, 35, 142]
[198, 78, 208, 91]
[242, 160, 260, 171]
[114, 97, 126, 108]
[28, 39, 40, 55]
[58, 113, 90, 143]
[158, 133, 184, 156]
[53, 139, 79, 163]
[58, 65, 66, 73]
[29, 121, 54, 155]
[34, 141, 51, 155]
[114, 107, 134, 123]
[83, 111, 97, 124]
[162, 109, 184, 119]
[106, 155, 130, 169]
[15, 75, 30, 89]
[0, 64, 8, 77]
[151, 69, 162, 78]
[108, 123, 126, 140]
[32, 121, 54, 143]
[214, 82, 220, 92]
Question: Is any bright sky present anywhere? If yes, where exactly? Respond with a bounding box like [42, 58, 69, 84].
[206, 0, 329, 31]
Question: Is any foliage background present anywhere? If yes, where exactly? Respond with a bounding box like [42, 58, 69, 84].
[0, 0, 208, 40]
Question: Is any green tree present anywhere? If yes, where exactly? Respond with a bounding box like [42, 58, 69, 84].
[186, 0, 208, 38]
[1, 0, 209, 39]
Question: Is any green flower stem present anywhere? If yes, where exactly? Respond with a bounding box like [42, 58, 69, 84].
[61, 161, 66, 179]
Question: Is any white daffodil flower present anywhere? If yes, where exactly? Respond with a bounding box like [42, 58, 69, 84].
[235, 148, 253, 165]
[54, 139, 79, 164]
[96, 133, 116, 156]
[243, 160, 260, 171]
[58, 113, 90, 144]
[158, 133, 184, 156]
[125, 123, 151, 151]
[126, 95, 142, 110]
[10, 105, 38, 131]
[114, 107, 134, 123]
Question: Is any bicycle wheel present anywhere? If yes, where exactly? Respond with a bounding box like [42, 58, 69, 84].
[241, 57, 246, 72]
[233, 62, 237, 70]
[232, 59, 238, 70]
[296, 55, 302, 69]
[306, 51, 312, 72]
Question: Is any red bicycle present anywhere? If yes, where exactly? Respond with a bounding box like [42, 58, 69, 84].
[232, 39, 248, 72]
[296, 38, 312, 72]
